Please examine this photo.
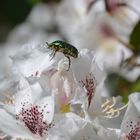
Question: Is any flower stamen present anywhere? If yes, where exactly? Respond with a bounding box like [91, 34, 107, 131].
[0, 93, 14, 105]
[101, 97, 128, 118]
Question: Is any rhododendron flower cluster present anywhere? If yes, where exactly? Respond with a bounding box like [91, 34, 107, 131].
[0, 0, 140, 140]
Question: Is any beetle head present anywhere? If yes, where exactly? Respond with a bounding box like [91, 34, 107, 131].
[46, 42, 54, 50]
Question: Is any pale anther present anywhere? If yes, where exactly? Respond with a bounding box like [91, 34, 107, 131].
[101, 97, 128, 118]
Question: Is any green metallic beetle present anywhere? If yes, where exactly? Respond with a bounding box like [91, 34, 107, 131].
[46, 40, 78, 71]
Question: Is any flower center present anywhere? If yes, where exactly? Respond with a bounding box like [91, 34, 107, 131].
[16, 105, 53, 137]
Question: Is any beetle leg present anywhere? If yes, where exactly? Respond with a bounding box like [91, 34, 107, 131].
[50, 50, 57, 60]
[49, 50, 54, 57]
[65, 55, 71, 71]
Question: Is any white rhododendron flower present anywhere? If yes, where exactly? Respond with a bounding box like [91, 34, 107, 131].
[0, 78, 54, 140]
[48, 112, 120, 140]
[38, 48, 105, 112]
[0, 0, 140, 139]
[95, 39, 140, 81]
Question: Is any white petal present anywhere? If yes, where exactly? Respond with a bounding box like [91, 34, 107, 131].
[49, 113, 103, 140]
[30, 82, 43, 101]
[71, 123, 100, 140]
[121, 92, 140, 134]
[38, 68, 57, 93]
[71, 49, 92, 82]
[14, 78, 33, 114]
[98, 128, 119, 140]
[36, 95, 55, 123]
[50, 113, 86, 139]
[0, 109, 33, 139]
[71, 86, 85, 105]
[91, 59, 105, 84]
[0, 78, 18, 94]
[12, 44, 55, 77]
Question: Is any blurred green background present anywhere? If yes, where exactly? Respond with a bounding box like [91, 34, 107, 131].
[0, 0, 60, 42]
[0, 0, 32, 41]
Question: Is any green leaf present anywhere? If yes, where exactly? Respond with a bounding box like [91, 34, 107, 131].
[130, 20, 140, 52]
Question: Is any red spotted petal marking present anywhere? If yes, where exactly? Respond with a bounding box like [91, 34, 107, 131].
[16, 105, 53, 137]
[125, 120, 140, 140]
[80, 73, 96, 108]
